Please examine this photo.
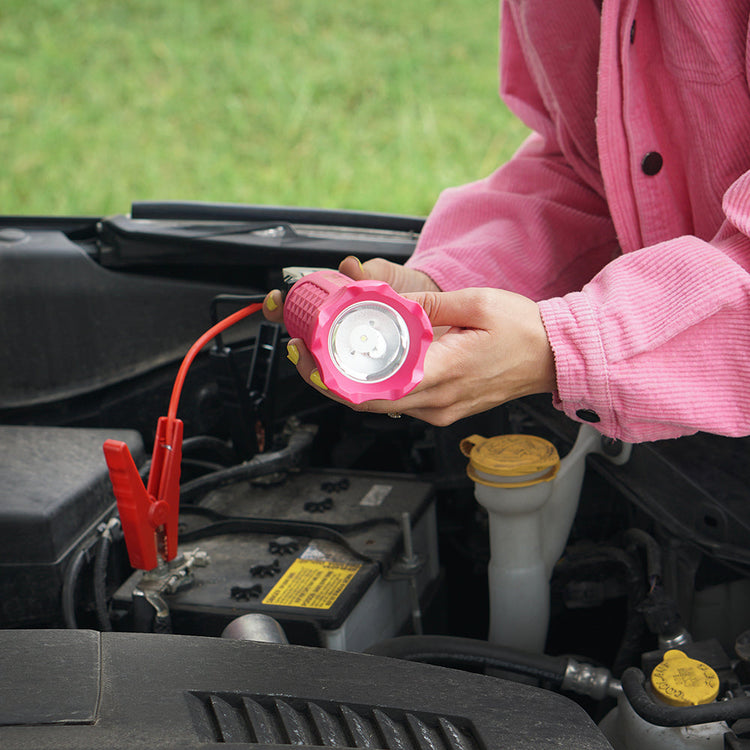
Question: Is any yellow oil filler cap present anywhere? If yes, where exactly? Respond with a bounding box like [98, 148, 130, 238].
[650, 649, 720, 706]
[460, 434, 560, 488]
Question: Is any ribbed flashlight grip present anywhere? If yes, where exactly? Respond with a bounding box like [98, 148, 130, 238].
[283, 270, 350, 341]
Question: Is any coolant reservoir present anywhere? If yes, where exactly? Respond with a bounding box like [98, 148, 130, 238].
[461, 433, 562, 652]
[599, 650, 727, 750]
[462, 424, 631, 652]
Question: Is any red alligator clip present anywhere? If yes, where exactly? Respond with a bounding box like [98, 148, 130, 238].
[103, 417, 183, 571]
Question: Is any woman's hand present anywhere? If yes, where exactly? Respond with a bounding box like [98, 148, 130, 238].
[264, 262, 556, 425]
[360, 287, 556, 425]
[337, 255, 441, 294]
[262, 255, 440, 322]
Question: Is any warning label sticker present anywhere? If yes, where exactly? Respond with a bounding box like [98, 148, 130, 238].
[359, 484, 392, 507]
[262, 559, 361, 610]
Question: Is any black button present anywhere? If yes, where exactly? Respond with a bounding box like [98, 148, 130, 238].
[630, 20, 636, 44]
[641, 152, 663, 176]
[576, 409, 601, 423]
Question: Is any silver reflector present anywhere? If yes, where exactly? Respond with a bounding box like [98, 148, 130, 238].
[329, 301, 410, 383]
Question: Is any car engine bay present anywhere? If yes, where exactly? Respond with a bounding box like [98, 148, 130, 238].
[2, 203, 750, 749]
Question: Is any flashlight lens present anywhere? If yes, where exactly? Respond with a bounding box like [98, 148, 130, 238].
[329, 301, 410, 383]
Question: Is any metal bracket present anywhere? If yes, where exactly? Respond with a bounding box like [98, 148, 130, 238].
[132, 548, 210, 633]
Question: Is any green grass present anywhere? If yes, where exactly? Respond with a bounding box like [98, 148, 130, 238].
[0, 0, 528, 217]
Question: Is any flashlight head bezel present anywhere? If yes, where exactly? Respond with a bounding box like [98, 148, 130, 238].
[285, 271, 432, 404]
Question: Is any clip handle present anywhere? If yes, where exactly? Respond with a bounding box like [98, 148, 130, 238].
[103, 439, 160, 570]
[103, 417, 183, 571]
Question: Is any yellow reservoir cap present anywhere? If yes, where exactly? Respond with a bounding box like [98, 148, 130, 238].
[460, 434, 560, 488]
[650, 650, 720, 707]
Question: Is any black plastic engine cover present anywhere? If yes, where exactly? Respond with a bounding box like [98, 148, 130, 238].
[0, 225, 262, 410]
[0, 426, 143, 627]
[0, 629, 613, 749]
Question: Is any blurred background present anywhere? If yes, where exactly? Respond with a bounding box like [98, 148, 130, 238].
[0, 0, 528, 217]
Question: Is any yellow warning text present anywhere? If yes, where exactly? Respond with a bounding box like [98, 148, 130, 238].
[262, 559, 361, 610]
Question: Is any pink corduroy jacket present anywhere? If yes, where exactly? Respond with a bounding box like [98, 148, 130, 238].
[406, 0, 750, 442]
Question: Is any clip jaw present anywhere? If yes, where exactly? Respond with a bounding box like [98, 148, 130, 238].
[103, 417, 183, 571]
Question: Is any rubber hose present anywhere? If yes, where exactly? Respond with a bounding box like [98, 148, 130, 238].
[181, 435, 235, 464]
[621, 667, 750, 726]
[93, 533, 113, 631]
[364, 635, 569, 685]
[553, 545, 646, 677]
[623, 528, 663, 581]
[61, 545, 88, 629]
[180, 424, 317, 503]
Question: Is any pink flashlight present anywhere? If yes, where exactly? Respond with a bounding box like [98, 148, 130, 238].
[283, 269, 433, 404]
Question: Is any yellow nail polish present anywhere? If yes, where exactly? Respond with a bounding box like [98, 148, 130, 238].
[355, 257, 364, 273]
[266, 295, 278, 311]
[310, 369, 328, 390]
[286, 343, 299, 365]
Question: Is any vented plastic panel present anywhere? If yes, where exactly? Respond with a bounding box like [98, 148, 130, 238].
[0, 631, 614, 749]
[189, 692, 480, 749]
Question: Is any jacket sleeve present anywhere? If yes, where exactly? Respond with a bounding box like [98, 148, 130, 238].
[539, 172, 750, 442]
[406, 1, 750, 442]
[406, 0, 618, 301]
[406, 133, 620, 301]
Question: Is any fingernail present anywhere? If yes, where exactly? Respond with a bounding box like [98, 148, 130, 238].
[354, 257, 364, 273]
[266, 294, 278, 311]
[310, 369, 328, 390]
[286, 343, 299, 365]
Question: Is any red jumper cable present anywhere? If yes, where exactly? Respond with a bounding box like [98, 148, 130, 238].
[102, 303, 262, 571]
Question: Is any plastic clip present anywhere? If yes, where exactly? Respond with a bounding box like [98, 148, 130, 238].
[103, 417, 183, 571]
